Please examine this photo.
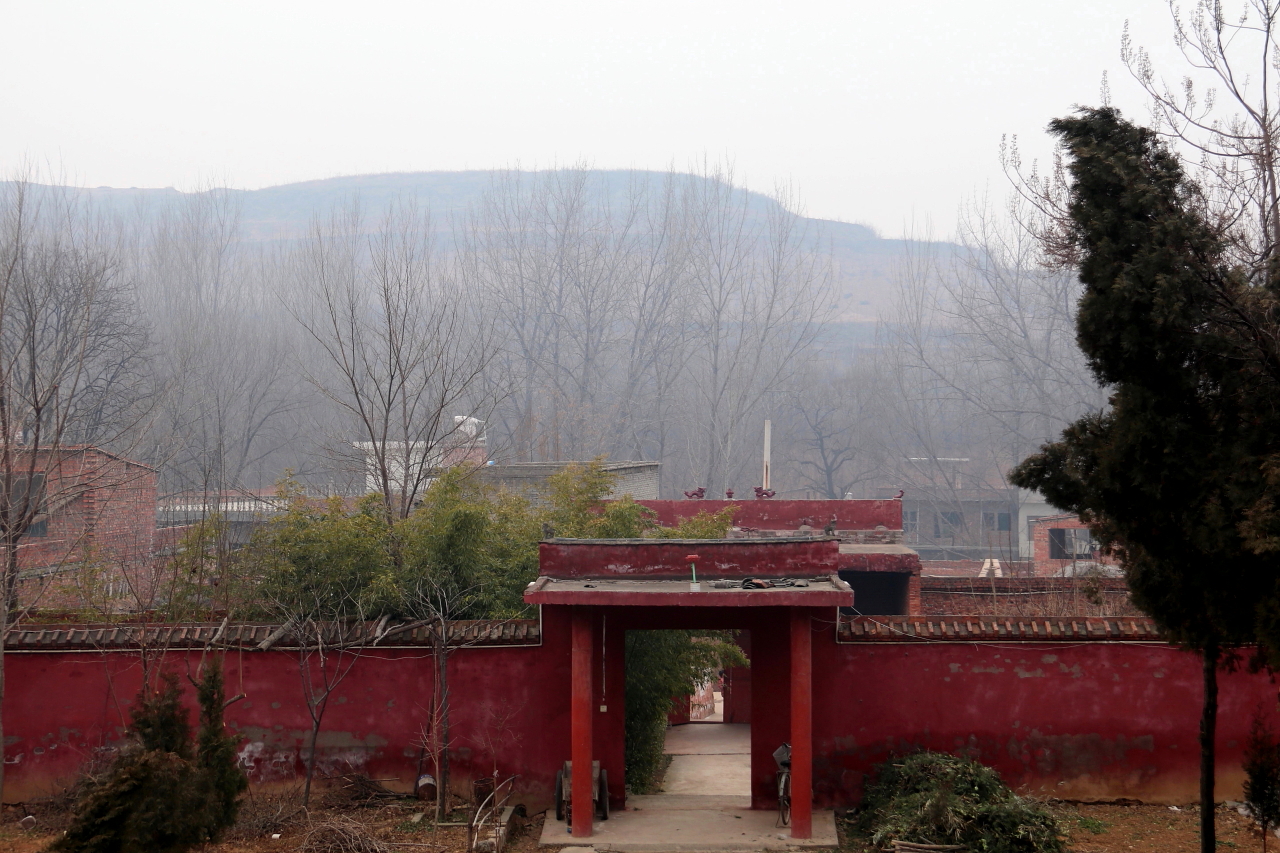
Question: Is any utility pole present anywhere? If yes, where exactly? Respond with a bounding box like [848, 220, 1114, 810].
[762, 419, 772, 492]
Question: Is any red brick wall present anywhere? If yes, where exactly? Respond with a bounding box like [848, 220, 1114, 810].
[12, 448, 158, 611]
[907, 573, 922, 615]
[1030, 515, 1120, 577]
[919, 577, 1139, 617]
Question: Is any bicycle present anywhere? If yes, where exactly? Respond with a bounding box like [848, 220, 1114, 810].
[773, 742, 792, 827]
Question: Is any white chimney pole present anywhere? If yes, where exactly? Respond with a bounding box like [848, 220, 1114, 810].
[762, 419, 772, 491]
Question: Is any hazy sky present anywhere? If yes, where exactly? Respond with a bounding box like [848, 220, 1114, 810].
[2, 1, 1187, 238]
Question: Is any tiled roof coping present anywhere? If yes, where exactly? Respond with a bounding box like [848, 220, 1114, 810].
[838, 616, 1165, 642]
[4, 619, 540, 651]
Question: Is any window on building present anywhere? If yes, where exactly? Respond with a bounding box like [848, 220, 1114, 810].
[10, 474, 45, 507]
[934, 511, 963, 539]
[1048, 528, 1096, 560]
[982, 511, 1012, 532]
[24, 519, 47, 538]
[903, 509, 918, 538]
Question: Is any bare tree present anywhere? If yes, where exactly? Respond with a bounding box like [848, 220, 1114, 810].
[0, 173, 153, 799]
[873, 201, 1104, 560]
[778, 363, 886, 499]
[404, 574, 475, 821]
[460, 167, 680, 464]
[284, 200, 498, 528]
[138, 186, 312, 504]
[678, 169, 836, 496]
[1122, 0, 1280, 274]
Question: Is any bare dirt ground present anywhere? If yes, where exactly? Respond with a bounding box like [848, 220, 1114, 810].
[0, 798, 1275, 852]
[1052, 801, 1271, 853]
[838, 801, 1276, 853]
[0, 795, 552, 853]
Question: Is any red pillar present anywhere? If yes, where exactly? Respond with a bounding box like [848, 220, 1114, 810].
[571, 607, 594, 838]
[789, 607, 813, 838]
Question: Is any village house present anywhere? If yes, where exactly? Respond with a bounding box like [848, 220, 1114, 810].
[12, 446, 165, 613]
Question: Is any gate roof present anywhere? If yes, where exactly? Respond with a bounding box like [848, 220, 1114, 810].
[527, 538, 858, 607]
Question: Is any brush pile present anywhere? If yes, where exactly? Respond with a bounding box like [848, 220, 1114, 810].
[858, 752, 1064, 853]
[299, 815, 391, 853]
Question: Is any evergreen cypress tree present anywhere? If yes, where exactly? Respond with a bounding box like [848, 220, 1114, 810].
[1244, 710, 1280, 853]
[1009, 106, 1280, 853]
[53, 674, 203, 853]
[52, 665, 247, 853]
[194, 656, 248, 839]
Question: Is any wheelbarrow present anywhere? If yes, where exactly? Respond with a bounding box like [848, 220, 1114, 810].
[553, 760, 609, 824]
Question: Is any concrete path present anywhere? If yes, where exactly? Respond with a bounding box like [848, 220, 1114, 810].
[539, 722, 838, 850]
[661, 723, 750, 799]
[663, 722, 750, 755]
[542, 803, 838, 851]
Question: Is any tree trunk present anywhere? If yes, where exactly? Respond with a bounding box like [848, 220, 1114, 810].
[303, 713, 322, 808]
[1201, 640, 1220, 853]
[0, 588, 7, 804]
[436, 620, 451, 819]
[0, 540, 19, 803]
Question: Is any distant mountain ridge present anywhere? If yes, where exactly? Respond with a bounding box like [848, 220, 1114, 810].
[14, 170, 952, 321]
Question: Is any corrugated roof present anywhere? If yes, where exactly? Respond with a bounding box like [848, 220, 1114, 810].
[838, 616, 1165, 642]
[4, 619, 541, 651]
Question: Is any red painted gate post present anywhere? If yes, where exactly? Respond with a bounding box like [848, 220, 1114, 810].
[571, 607, 594, 838]
[790, 607, 813, 839]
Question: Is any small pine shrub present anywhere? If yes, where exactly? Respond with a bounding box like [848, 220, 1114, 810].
[1244, 709, 1280, 852]
[858, 751, 1065, 853]
[52, 659, 247, 853]
[195, 656, 249, 839]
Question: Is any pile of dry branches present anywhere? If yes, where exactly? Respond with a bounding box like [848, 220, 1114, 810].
[299, 815, 391, 853]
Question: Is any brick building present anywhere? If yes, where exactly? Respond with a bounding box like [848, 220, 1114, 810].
[12, 446, 161, 611]
[1029, 513, 1121, 577]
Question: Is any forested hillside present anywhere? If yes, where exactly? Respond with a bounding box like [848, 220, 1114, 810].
[1, 167, 1095, 508]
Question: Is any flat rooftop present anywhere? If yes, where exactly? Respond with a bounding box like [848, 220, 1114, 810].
[524, 574, 853, 607]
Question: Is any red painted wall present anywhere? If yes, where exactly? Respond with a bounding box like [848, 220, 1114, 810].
[722, 632, 752, 724]
[539, 539, 840, 579]
[9, 609, 1279, 811]
[4, 625, 574, 808]
[637, 499, 901, 531]
[810, 636, 1279, 804]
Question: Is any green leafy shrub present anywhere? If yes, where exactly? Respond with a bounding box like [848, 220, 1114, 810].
[52, 659, 247, 853]
[624, 630, 746, 792]
[858, 751, 1064, 853]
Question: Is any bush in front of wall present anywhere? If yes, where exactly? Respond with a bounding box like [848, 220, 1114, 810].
[51, 658, 246, 853]
[858, 751, 1065, 853]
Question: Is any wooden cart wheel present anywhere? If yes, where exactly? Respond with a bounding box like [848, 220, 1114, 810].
[596, 769, 610, 820]
[554, 768, 566, 821]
